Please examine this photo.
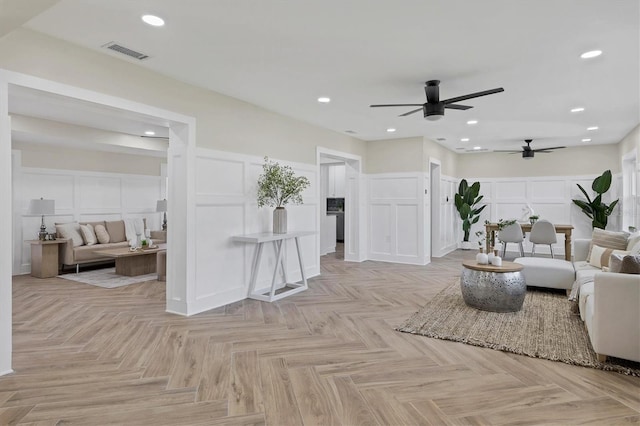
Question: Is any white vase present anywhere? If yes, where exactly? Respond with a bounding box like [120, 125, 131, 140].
[273, 207, 287, 234]
[476, 248, 489, 265]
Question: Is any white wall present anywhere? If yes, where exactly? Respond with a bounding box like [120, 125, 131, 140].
[367, 172, 429, 265]
[193, 149, 320, 312]
[460, 173, 622, 257]
[13, 161, 165, 275]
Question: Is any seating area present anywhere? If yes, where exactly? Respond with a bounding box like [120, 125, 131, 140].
[512, 229, 640, 363]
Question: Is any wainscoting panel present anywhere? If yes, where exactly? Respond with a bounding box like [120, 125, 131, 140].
[193, 149, 320, 313]
[13, 166, 164, 275]
[78, 176, 122, 210]
[368, 173, 427, 264]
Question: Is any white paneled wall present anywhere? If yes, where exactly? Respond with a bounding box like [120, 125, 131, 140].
[367, 173, 429, 265]
[13, 166, 165, 275]
[461, 173, 622, 257]
[193, 149, 319, 311]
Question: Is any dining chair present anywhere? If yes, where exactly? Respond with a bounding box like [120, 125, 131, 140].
[529, 219, 557, 258]
[498, 221, 525, 258]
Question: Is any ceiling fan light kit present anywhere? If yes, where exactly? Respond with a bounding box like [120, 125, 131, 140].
[370, 80, 504, 121]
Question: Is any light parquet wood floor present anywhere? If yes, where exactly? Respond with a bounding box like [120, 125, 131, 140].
[2, 247, 639, 425]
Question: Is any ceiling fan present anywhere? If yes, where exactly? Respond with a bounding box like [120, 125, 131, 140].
[370, 80, 504, 121]
[494, 139, 566, 159]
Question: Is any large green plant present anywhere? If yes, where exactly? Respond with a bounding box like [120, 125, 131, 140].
[572, 170, 619, 229]
[454, 179, 487, 242]
[257, 157, 310, 208]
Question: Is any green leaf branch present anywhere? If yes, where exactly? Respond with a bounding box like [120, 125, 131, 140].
[257, 157, 311, 208]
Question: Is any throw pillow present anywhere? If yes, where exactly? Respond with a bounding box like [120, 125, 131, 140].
[588, 244, 629, 269]
[588, 228, 628, 261]
[123, 218, 146, 243]
[629, 240, 640, 256]
[105, 221, 126, 243]
[55, 222, 84, 247]
[620, 255, 640, 274]
[609, 253, 625, 273]
[626, 231, 640, 251]
[95, 224, 110, 244]
[79, 224, 97, 246]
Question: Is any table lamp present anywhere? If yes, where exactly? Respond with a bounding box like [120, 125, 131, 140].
[156, 199, 167, 231]
[29, 198, 55, 240]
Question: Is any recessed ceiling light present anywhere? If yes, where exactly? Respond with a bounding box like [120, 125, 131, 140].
[317, 97, 331, 103]
[580, 50, 602, 59]
[461, 138, 470, 142]
[142, 14, 165, 27]
[466, 120, 478, 125]
[587, 126, 599, 131]
[144, 130, 155, 136]
[386, 128, 396, 133]
[473, 146, 482, 150]
[582, 138, 592, 142]
[570, 107, 585, 113]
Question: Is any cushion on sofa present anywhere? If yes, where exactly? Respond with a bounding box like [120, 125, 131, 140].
[55, 222, 84, 247]
[105, 221, 126, 243]
[124, 218, 146, 242]
[80, 223, 97, 246]
[588, 244, 629, 269]
[588, 229, 628, 260]
[578, 281, 594, 322]
[626, 232, 640, 251]
[74, 242, 129, 262]
[95, 224, 110, 244]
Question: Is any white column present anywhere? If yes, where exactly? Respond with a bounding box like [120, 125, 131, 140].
[0, 73, 13, 375]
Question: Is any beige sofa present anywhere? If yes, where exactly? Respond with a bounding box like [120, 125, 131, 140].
[56, 219, 166, 272]
[572, 238, 640, 363]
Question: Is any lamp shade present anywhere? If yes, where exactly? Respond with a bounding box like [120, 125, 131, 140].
[156, 199, 167, 212]
[29, 198, 55, 215]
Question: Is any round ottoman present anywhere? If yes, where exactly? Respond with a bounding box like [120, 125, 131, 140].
[514, 257, 575, 290]
[461, 260, 526, 312]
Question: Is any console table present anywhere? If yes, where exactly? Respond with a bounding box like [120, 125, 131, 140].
[485, 222, 574, 261]
[232, 231, 314, 302]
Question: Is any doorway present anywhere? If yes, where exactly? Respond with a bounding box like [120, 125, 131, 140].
[316, 147, 364, 263]
[0, 69, 196, 375]
[430, 159, 441, 258]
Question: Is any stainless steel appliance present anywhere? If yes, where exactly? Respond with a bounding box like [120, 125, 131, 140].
[327, 198, 345, 242]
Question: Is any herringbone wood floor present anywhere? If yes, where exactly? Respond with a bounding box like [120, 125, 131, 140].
[2, 247, 639, 425]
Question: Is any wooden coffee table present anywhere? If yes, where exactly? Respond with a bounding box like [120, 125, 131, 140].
[94, 245, 166, 277]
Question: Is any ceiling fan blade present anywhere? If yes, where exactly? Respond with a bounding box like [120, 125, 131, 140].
[370, 104, 424, 108]
[443, 88, 504, 105]
[425, 80, 439, 103]
[399, 108, 423, 117]
[532, 146, 566, 152]
[444, 104, 473, 110]
[535, 150, 554, 153]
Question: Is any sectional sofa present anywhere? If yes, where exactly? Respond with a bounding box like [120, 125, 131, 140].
[55, 219, 166, 272]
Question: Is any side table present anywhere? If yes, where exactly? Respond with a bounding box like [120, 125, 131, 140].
[29, 239, 67, 278]
[460, 259, 526, 312]
[232, 231, 314, 302]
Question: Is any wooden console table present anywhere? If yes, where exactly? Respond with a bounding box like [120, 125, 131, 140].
[485, 222, 574, 261]
[29, 239, 67, 278]
[232, 231, 314, 302]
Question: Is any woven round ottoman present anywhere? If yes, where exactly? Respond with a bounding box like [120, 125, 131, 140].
[514, 257, 575, 290]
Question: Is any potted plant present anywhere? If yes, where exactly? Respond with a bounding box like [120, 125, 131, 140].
[528, 215, 539, 225]
[572, 170, 619, 229]
[257, 156, 310, 234]
[454, 179, 487, 249]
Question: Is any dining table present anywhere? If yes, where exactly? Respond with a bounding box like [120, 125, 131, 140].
[484, 222, 574, 261]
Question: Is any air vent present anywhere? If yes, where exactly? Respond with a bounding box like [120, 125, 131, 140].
[102, 42, 149, 60]
[465, 148, 489, 153]
[344, 130, 357, 134]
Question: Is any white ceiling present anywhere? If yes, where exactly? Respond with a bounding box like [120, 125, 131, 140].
[19, 0, 640, 152]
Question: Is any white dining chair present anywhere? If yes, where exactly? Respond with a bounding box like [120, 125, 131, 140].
[529, 219, 557, 258]
[498, 221, 525, 258]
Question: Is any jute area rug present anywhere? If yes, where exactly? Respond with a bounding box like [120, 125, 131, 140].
[58, 267, 157, 289]
[396, 281, 640, 376]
